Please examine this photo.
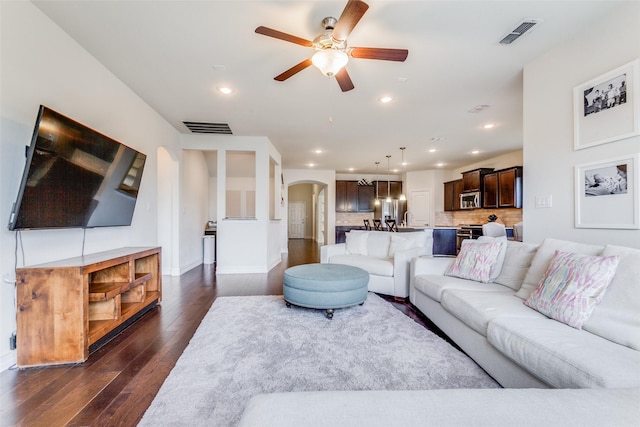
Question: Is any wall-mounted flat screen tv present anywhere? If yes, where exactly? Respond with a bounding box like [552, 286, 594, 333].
[8, 105, 147, 230]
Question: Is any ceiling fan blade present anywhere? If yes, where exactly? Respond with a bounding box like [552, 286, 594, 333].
[332, 0, 370, 42]
[255, 26, 313, 47]
[335, 68, 355, 92]
[274, 59, 313, 81]
[349, 47, 408, 62]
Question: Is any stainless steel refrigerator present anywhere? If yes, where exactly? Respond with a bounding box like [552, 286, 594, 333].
[375, 199, 399, 223]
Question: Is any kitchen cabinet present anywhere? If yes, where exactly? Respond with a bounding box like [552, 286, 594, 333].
[336, 181, 358, 212]
[336, 181, 375, 212]
[357, 185, 375, 212]
[483, 167, 523, 208]
[375, 181, 403, 200]
[482, 173, 498, 208]
[462, 168, 494, 192]
[444, 179, 463, 211]
[498, 167, 523, 208]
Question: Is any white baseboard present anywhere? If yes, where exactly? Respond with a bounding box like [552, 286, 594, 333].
[216, 265, 268, 274]
[0, 350, 16, 373]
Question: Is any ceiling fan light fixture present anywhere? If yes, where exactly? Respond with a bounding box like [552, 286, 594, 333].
[312, 49, 349, 77]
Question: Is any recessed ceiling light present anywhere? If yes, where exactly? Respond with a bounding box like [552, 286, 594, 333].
[217, 86, 233, 95]
[307, 163, 315, 167]
[436, 162, 445, 167]
[392, 168, 399, 173]
[483, 123, 495, 129]
[348, 167, 355, 171]
[379, 96, 393, 103]
[429, 148, 437, 153]
[471, 150, 480, 154]
[314, 149, 323, 154]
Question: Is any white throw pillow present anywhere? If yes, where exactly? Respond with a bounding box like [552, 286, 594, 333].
[494, 241, 539, 291]
[584, 245, 640, 350]
[388, 234, 414, 257]
[524, 250, 619, 329]
[477, 236, 507, 282]
[444, 239, 504, 283]
[516, 238, 604, 300]
[345, 231, 368, 256]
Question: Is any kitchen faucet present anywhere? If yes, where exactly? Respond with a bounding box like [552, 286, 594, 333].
[403, 211, 413, 227]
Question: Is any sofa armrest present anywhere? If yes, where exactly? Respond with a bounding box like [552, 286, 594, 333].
[411, 256, 455, 276]
[392, 246, 430, 298]
[320, 243, 346, 263]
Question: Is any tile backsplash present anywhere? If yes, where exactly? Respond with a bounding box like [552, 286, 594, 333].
[336, 212, 374, 226]
[435, 208, 522, 227]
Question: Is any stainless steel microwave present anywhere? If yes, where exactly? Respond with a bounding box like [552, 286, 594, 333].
[460, 191, 480, 209]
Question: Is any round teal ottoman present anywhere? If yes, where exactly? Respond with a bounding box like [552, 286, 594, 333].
[283, 263, 369, 319]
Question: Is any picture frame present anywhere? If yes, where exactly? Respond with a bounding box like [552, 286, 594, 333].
[575, 154, 639, 229]
[573, 59, 640, 150]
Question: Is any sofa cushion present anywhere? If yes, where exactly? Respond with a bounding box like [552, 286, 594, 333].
[516, 238, 604, 300]
[328, 254, 394, 277]
[445, 239, 504, 283]
[366, 231, 393, 259]
[477, 236, 508, 281]
[388, 234, 414, 257]
[494, 241, 538, 291]
[414, 274, 509, 303]
[388, 232, 428, 257]
[524, 250, 619, 329]
[441, 290, 545, 337]
[487, 317, 640, 388]
[584, 245, 640, 350]
[345, 231, 368, 255]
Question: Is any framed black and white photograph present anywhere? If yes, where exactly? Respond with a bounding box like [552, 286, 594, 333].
[574, 59, 640, 150]
[575, 154, 639, 229]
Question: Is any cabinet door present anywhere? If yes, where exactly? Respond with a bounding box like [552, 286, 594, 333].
[499, 168, 522, 208]
[390, 181, 403, 199]
[345, 181, 358, 211]
[483, 173, 498, 208]
[444, 181, 455, 211]
[453, 180, 463, 210]
[462, 170, 481, 192]
[376, 181, 388, 199]
[336, 181, 347, 212]
[357, 185, 375, 212]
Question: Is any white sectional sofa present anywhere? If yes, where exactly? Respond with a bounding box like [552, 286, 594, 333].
[410, 237, 640, 389]
[321, 229, 433, 298]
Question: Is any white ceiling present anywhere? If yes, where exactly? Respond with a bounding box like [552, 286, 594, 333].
[33, 0, 622, 174]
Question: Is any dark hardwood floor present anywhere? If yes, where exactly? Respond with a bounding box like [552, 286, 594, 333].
[0, 239, 449, 426]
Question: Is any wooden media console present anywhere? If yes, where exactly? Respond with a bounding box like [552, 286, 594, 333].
[16, 247, 162, 368]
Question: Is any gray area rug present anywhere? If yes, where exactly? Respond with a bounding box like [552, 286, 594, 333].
[139, 294, 499, 426]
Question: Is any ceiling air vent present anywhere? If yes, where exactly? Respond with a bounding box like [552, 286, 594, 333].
[183, 121, 232, 134]
[499, 19, 541, 45]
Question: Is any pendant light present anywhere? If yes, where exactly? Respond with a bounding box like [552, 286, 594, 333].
[386, 155, 392, 203]
[374, 161, 380, 206]
[399, 147, 407, 201]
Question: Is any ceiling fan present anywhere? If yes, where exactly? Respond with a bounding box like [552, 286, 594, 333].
[255, 0, 408, 92]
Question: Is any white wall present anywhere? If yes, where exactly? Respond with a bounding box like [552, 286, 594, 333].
[181, 135, 282, 273]
[180, 150, 209, 273]
[0, 2, 180, 370]
[523, 2, 640, 247]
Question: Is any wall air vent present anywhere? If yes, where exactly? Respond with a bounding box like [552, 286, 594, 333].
[499, 19, 541, 45]
[183, 121, 232, 134]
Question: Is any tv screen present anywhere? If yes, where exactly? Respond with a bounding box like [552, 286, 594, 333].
[8, 106, 147, 230]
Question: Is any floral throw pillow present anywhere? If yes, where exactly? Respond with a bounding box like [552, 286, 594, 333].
[445, 239, 504, 283]
[524, 250, 619, 329]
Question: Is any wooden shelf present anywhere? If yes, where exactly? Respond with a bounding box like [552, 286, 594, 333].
[16, 247, 162, 368]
